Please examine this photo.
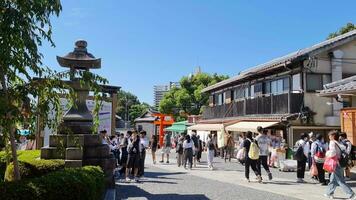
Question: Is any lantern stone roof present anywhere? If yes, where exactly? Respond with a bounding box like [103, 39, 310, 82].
[57, 40, 101, 70]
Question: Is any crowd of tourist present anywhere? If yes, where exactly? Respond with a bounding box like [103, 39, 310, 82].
[100, 129, 149, 182]
[101, 127, 356, 199]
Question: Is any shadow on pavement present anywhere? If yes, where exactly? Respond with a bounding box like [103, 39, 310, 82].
[116, 184, 209, 200]
[144, 171, 186, 179]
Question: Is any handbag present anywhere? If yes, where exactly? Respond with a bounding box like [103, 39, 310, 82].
[323, 156, 338, 173]
[310, 162, 318, 176]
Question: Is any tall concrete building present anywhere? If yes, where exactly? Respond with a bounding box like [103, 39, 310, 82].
[154, 82, 180, 109]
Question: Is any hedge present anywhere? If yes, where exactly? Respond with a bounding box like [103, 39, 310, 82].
[0, 166, 105, 200]
[0, 150, 65, 182]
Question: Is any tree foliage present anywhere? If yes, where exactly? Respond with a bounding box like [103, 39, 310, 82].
[0, 0, 107, 181]
[116, 90, 150, 124]
[159, 73, 228, 120]
[327, 22, 356, 39]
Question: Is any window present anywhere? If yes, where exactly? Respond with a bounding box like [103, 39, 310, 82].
[283, 77, 289, 91]
[263, 81, 271, 94]
[270, 77, 289, 94]
[306, 74, 331, 91]
[235, 86, 245, 99]
[217, 93, 223, 105]
[254, 83, 262, 96]
[292, 73, 301, 91]
[222, 92, 226, 104]
[271, 80, 277, 94]
[250, 84, 255, 97]
[231, 90, 234, 101]
[244, 87, 249, 98]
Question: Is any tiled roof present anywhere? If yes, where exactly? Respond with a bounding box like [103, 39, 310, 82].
[199, 113, 298, 124]
[202, 30, 356, 93]
[319, 75, 356, 96]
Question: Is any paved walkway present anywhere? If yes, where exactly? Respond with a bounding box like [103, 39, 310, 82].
[115, 151, 356, 200]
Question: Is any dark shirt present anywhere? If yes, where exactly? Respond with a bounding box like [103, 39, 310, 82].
[191, 135, 198, 148]
[243, 139, 251, 158]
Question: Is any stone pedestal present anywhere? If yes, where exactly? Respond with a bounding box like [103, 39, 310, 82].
[41, 134, 116, 188]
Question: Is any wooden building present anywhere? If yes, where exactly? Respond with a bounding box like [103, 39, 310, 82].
[190, 30, 356, 146]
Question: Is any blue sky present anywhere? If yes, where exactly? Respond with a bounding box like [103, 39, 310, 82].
[40, 0, 356, 105]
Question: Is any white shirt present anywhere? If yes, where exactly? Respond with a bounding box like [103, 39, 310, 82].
[329, 140, 346, 159]
[295, 139, 310, 157]
[139, 137, 149, 152]
[256, 134, 271, 156]
[183, 140, 194, 149]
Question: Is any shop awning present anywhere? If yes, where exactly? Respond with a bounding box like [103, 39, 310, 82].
[164, 121, 188, 133]
[225, 121, 279, 133]
[187, 123, 223, 131]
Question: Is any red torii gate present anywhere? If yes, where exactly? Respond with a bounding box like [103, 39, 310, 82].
[152, 113, 174, 147]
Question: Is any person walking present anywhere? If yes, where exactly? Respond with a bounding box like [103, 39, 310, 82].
[150, 134, 158, 164]
[243, 131, 262, 183]
[256, 127, 273, 180]
[294, 133, 310, 183]
[191, 131, 199, 167]
[125, 132, 140, 182]
[197, 135, 203, 163]
[183, 134, 194, 170]
[225, 132, 235, 163]
[339, 132, 353, 180]
[310, 133, 327, 185]
[176, 136, 184, 167]
[325, 130, 355, 199]
[160, 132, 172, 164]
[206, 133, 216, 170]
[138, 131, 148, 177]
[118, 132, 129, 176]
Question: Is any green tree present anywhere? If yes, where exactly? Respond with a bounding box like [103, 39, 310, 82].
[327, 22, 356, 39]
[159, 73, 228, 120]
[129, 103, 150, 123]
[0, 0, 107, 181]
[116, 90, 151, 124]
[116, 90, 140, 120]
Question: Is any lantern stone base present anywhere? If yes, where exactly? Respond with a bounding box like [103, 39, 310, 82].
[41, 134, 115, 188]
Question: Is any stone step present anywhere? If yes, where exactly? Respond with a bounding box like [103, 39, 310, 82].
[66, 147, 83, 160]
[65, 160, 83, 168]
[41, 147, 65, 159]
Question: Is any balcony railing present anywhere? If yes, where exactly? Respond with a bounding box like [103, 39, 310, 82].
[202, 93, 304, 119]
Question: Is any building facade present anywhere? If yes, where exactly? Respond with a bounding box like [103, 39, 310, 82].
[153, 82, 180, 109]
[195, 30, 356, 146]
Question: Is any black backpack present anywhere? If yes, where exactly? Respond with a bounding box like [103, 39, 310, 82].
[294, 143, 306, 161]
[351, 145, 356, 160]
[176, 143, 183, 154]
[336, 143, 350, 168]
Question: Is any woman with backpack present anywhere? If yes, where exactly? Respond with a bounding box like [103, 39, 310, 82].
[176, 136, 184, 167]
[324, 130, 355, 199]
[125, 132, 140, 182]
[311, 133, 327, 185]
[150, 134, 158, 164]
[339, 132, 353, 180]
[183, 134, 194, 169]
[206, 133, 216, 170]
[243, 131, 262, 183]
[294, 133, 310, 183]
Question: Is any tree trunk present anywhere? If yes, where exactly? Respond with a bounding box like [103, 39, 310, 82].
[0, 69, 21, 180]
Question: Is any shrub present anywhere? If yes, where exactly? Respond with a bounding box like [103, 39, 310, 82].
[0, 166, 105, 200]
[1, 150, 65, 182]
